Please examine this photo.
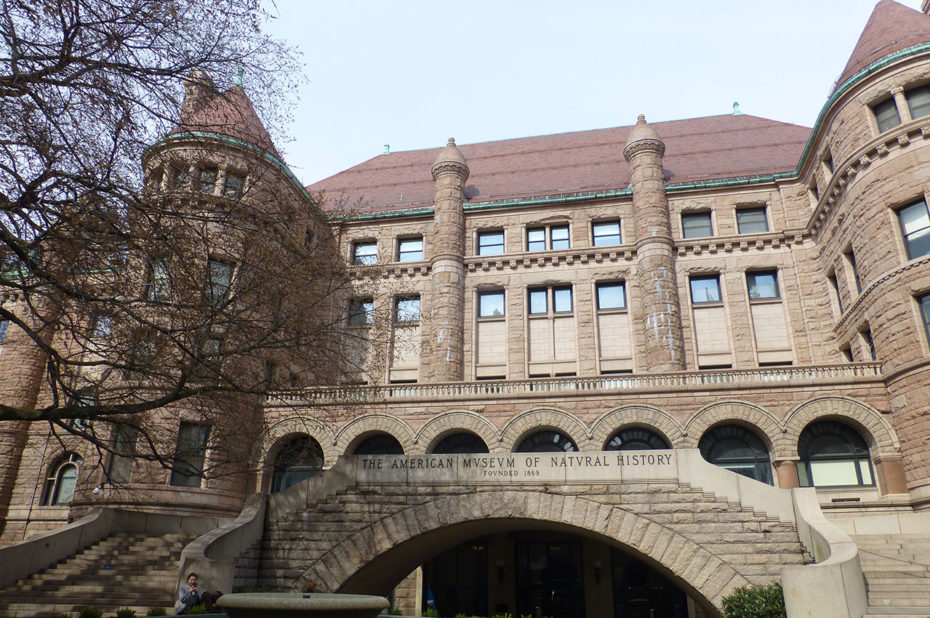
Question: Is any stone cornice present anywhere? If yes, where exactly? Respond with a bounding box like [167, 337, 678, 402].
[833, 254, 930, 334]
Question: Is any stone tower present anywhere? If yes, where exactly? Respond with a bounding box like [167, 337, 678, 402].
[428, 138, 469, 382]
[623, 115, 685, 372]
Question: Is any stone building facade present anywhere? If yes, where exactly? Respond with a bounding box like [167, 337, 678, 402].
[3, 2, 930, 617]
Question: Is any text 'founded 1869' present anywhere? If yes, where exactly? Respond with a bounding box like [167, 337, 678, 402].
[355, 450, 678, 484]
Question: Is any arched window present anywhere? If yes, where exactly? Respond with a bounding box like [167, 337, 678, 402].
[698, 425, 773, 485]
[798, 421, 874, 487]
[353, 433, 404, 455]
[516, 430, 577, 453]
[432, 432, 490, 454]
[42, 453, 83, 506]
[604, 428, 670, 451]
[270, 435, 323, 494]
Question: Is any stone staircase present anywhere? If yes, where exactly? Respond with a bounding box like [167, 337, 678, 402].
[0, 532, 191, 617]
[857, 533, 930, 618]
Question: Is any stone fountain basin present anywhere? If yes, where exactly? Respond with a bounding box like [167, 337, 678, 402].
[217, 592, 390, 618]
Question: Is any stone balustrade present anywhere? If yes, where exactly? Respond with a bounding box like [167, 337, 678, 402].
[266, 362, 882, 406]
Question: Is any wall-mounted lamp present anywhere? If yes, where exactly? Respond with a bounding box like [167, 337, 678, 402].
[496, 558, 505, 585]
[592, 559, 602, 585]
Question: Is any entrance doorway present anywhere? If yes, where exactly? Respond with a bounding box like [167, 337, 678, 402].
[515, 539, 584, 618]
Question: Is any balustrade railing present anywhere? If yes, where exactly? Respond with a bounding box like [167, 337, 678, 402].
[266, 363, 882, 406]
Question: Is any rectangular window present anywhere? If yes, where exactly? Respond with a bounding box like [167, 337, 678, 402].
[527, 225, 570, 251]
[348, 299, 374, 325]
[828, 272, 844, 314]
[395, 297, 420, 322]
[206, 259, 232, 307]
[478, 291, 505, 318]
[736, 207, 769, 234]
[681, 212, 713, 239]
[144, 259, 169, 301]
[170, 423, 209, 487]
[592, 221, 621, 247]
[109, 424, 138, 485]
[845, 249, 862, 294]
[223, 173, 245, 199]
[169, 165, 188, 190]
[906, 85, 930, 120]
[353, 241, 377, 265]
[528, 286, 572, 314]
[874, 97, 901, 133]
[477, 231, 504, 256]
[596, 282, 626, 310]
[822, 150, 834, 174]
[397, 237, 424, 262]
[919, 293, 930, 344]
[861, 328, 877, 361]
[898, 199, 930, 260]
[199, 167, 218, 194]
[0, 319, 8, 343]
[747, 271, 779, 300]
[690, 275, 722, 304]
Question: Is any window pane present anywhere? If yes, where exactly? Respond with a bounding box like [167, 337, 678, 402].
[874, 98, 901, 132]
[92, 315, 112, 338]
[550, 225, 570, 250]
[478, 231, 504, 255]
[528, 289, 547, 314]
[224, 173, 245, 199]
[53, 465, 78, 505]
[0, 319, 8, 343]
[348, 299, 374, 325]
[553, 287, 572, 313]
[199, 167, 218, 193]
[207, 260, 232, 306]
[592, 221, 621, 246]
[478, 291, 505, 317]
[736, 208, 769, 234]
[353, 242, 377, 265]
[810, 460, 860, 486]
[900, 201, 930, 259]
[596, 283, 626, 310]
[682, 212, 713, 238]
[906, 86, 930, 120]
[690, 276, 721, 303]
[920, 294, 930, 342]
[398, 238, 423, 261]
[747, 271, 779, 300]
[527, 228, 546, 251]
[171, 423, 209, 487]
[396, 298, 420, 322]
[859, 459, 873, 485]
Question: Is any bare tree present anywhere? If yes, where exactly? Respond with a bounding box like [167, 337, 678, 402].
[0, 0, 377, 491]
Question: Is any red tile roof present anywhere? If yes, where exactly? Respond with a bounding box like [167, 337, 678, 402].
[172, 86, 281, 160]
[309, 114, 811, 215]
[833, 0, 930, 92]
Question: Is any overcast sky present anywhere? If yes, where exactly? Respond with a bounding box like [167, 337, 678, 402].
[262, 1, 925, 185]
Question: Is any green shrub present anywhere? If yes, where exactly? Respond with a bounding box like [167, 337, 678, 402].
[114, 609, 137, 618]
[721, 583, 786, 618]
[77, 608, 104, 618]
[388, 609, 404, 616]
[144, 610, 167, 617]
[422, 610, 438, 617]
[182, 604, 207, 615]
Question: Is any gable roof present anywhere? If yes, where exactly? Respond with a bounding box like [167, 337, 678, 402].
[172, 86, 281, 160]
[308, 114, 811, 215]
[833, 0, 930, 92]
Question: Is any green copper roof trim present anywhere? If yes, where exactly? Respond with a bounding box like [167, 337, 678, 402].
[795, 41, 930, 172]
[146, 132, 323, 216]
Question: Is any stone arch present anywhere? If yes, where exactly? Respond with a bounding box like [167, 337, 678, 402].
[783, 396, 899, 458]
[682, 400, 788, 457]
[334, 414, 416, 455]
[255, 416, 337, 468]
[304, 489, 750, 611]
[500, 407, 590, 451]
[415, 410, 502, 453]
[590, 405, 685, 450]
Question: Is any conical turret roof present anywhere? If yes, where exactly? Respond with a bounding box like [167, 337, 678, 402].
[833, 0, 930, 92]
[173, 85, 281, 160]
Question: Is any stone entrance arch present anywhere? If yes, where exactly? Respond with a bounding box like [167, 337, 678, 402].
[303, 489, 750, 613]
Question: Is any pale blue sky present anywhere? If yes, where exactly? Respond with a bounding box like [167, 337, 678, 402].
[262, 1, 924, 185]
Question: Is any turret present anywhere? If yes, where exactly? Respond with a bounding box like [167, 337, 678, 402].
[623, 115, 685, 372]
[427, 138, 469, 382]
